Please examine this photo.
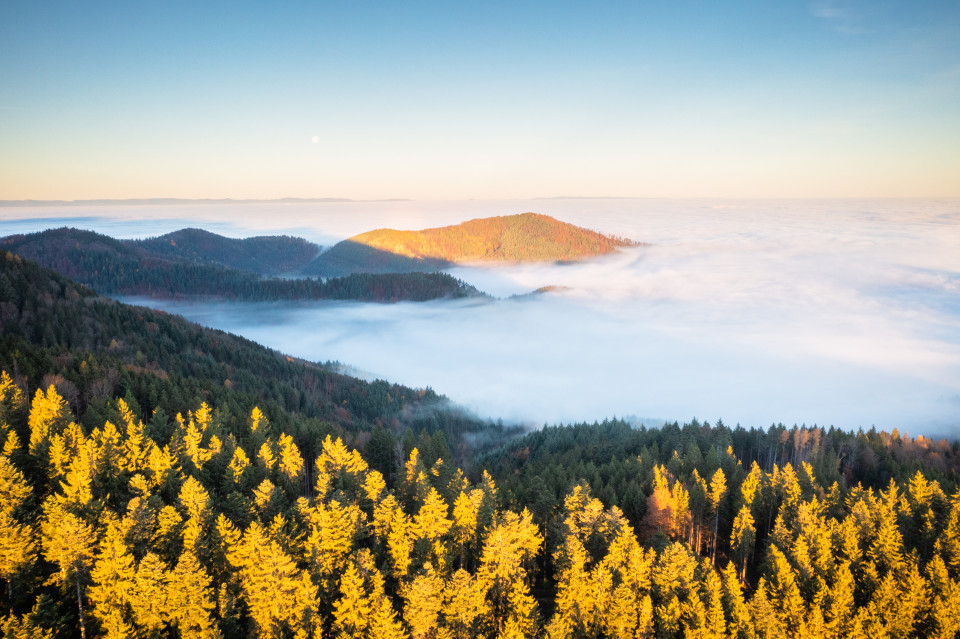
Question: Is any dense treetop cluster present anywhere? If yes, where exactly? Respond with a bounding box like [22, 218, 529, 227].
[1, 377, 959, 638]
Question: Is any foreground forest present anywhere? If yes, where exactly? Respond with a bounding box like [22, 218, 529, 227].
[2, 380, 959, 638]
[0, 251, 959, 638]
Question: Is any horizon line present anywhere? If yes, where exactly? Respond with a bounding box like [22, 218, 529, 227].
[3, 195, 959, 207]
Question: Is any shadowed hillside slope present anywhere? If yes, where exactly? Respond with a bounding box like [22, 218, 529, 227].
[135, 227, 320, 275]
[300, 242, 453, 276]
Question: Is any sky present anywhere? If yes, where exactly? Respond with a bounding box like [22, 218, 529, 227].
[2, 0, 959, 200]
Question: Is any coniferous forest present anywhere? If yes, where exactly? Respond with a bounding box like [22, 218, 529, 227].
[1, 252, 960, 638]
[0, 228, 484, 302]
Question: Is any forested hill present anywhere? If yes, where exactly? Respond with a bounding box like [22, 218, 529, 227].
[0, 228, 485, 302]
[302, 212, 640, 276]
[133, 228, 319, 276]
[1, 226, 316, 277]
[0, 252, 504, 467]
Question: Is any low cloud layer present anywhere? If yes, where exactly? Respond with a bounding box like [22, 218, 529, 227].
[6, 198, 959, 438]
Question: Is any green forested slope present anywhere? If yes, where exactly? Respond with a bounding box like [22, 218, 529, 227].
[134, 228, 320, 276]
[0, 229, 484, 302]
[0, 252, 500, 467]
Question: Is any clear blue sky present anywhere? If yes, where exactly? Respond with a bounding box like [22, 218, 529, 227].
[2, 0, 958, 200]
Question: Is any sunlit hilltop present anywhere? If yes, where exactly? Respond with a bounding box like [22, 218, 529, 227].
[303, 212, 639, 276]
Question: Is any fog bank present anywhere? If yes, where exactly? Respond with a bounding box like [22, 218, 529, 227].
[92, 198, 960, 439]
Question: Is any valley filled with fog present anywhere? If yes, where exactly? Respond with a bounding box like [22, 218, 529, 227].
[4, 198, 958, 437]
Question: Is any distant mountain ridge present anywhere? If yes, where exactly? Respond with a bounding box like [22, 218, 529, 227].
[0, 228, 484, 302]
[0, 226, 317, 277]
[1, 212, 639, 293]
[303, 212, 639, 276]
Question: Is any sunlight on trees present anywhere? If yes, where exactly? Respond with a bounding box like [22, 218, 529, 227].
[0, 367, 958, 638]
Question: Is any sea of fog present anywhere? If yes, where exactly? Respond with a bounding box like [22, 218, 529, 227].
[3, 199, 959, 438]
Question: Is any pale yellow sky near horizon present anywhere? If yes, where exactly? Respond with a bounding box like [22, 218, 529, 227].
[2, 2, 959, 201]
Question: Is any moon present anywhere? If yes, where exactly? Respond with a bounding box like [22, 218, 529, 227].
[311, 136, 320, 144]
